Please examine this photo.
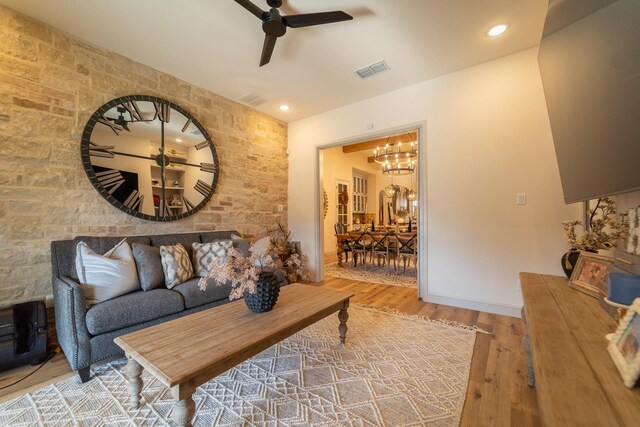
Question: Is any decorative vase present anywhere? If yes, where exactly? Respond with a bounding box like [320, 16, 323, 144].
[561, 250, 581, 278]
[244, 272, 281, 313]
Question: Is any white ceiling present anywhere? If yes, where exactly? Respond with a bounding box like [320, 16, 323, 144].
[0, 0, 549, 122]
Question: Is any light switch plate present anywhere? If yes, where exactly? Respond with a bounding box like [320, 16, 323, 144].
[517, 193, 527, 205]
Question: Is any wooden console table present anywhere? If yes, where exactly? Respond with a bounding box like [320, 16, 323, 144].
[520, 273, 640, 426]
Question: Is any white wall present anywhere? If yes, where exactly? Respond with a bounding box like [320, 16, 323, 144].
[322, 147, 379, 254]
[288, 47, 582, 315]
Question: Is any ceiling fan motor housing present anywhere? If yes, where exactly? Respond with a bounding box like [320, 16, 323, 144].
[263, 8, 286, 37]
[266, 0, 282, 8]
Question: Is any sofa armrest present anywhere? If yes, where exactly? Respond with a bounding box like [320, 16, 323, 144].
[52, 276, 91, 371]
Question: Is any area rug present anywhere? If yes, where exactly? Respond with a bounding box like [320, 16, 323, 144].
[0, 306, 479, 426]
[325, 261, 417, 288]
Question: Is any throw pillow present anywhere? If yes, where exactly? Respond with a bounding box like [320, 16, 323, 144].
[75, 238, 140, 305]
[160, 243, 193, 289]
[131, 243, 164, 291]
[252, 236, 271, 256]
[192, 240, 233, 277]
[232, 238, 251, 257]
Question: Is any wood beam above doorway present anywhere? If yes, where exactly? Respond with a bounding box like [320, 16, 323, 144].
[342, 131, 418, 154]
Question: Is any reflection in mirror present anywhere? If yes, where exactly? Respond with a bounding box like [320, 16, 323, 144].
[82, 96, 219, 221]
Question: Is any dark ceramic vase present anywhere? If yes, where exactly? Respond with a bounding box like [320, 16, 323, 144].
[244, 272, 281, 313]
[561, 250, 581, 278]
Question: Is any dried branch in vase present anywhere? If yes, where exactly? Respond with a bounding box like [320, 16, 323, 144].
[268, 219, 311, 282]
[562, 197, 629, 252]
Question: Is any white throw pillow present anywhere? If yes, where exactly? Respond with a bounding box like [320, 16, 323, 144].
[252, 236, 272, 256]
[160, 244, 193, 289]
[75, 239, 140, 305]
[192, 240, 233, 277]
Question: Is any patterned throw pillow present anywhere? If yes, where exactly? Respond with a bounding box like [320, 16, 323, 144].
[160, 244, 193, 289]
[192, 240, 233, 277]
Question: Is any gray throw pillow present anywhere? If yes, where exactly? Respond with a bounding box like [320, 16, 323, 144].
[132, 243, 164, 291]
[232, 238, 251, 257]
[160, 243, 193, 289]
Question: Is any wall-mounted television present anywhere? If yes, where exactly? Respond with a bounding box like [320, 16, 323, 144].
[538, 0, 640, 203]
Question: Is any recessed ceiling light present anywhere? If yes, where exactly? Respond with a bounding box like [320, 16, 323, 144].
[487, 24, 509, 37]
[279, 105, 290, 111]
[176, 138, 182, 143]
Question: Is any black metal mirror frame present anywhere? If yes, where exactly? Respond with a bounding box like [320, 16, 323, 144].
[80, 94, 219, 222]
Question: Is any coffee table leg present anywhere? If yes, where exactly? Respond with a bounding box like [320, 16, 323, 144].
[126, 356, 143, 409]
[172, 396, 196, 427]
[339, 300, 349, 345]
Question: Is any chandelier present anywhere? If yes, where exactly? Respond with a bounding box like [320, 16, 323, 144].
[373, 135, 417, 175]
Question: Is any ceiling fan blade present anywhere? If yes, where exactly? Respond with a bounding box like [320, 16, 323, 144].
[283, 11, 353, 28]
[260, 34, 277, 67]
[234, 0, 266, 20]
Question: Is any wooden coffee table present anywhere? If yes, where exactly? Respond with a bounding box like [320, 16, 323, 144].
[114, 283, 354, 426]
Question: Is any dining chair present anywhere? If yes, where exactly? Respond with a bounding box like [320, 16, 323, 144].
[334, 222, 348, 235]
[396, 233, 417, 272]
[369, 232, 391, 267]
[347, 231, 371, 268]
[333, 226, 353, 263]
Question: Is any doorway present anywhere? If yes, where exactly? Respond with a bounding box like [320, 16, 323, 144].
[318, 128, 424, 296]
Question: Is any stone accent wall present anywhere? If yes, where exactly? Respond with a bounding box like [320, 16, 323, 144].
[0, 6, 288, 304]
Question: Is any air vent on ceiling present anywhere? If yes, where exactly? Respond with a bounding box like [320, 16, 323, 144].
[190, 129, 203, 136]
[355, 60, 390, 79]
[237, 92, 269, 107]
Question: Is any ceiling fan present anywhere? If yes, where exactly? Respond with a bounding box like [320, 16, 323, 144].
[106, 107, 131, 131]
[234, 0, 353, 66]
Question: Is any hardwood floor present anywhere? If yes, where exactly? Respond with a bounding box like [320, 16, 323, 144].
[0, 277, 540, 426]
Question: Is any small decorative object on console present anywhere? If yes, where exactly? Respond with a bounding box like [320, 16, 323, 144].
[561, 197, 628, 277]
[608, 273, 640, 307]
[607, 298, 640, 388]
[568, 252, 613, 298]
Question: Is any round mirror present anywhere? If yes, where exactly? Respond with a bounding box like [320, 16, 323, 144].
[81, 95, 219, 221]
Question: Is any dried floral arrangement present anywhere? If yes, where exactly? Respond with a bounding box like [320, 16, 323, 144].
[562, 197, 629, 252]
[269, 220, 294, 260]
[198, 245, 279, 300]
[269, 220, 311, 283]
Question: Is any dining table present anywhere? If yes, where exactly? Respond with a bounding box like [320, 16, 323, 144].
[334, 230, 417, 267]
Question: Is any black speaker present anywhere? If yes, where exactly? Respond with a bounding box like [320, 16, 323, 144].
[0, 300, 48, 372]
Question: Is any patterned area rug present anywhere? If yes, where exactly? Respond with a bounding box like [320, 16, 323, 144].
[0, 306, 478, 426]
[325, 262, 417, 288]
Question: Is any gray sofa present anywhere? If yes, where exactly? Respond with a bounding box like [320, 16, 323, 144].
[51, 231, 268, 382]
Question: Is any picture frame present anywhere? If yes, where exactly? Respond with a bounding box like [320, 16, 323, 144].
[608, 298, 640, 388]
[569, 252, 613, 298]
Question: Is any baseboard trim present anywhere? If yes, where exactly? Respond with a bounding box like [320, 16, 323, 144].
[425, 293, 522, 318]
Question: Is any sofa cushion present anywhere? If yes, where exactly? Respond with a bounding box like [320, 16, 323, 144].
[85, 289, 184, 335]
[132, 243, 164, 291]
[75, 239, 140, 305]
[172, 277, 232, 309]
